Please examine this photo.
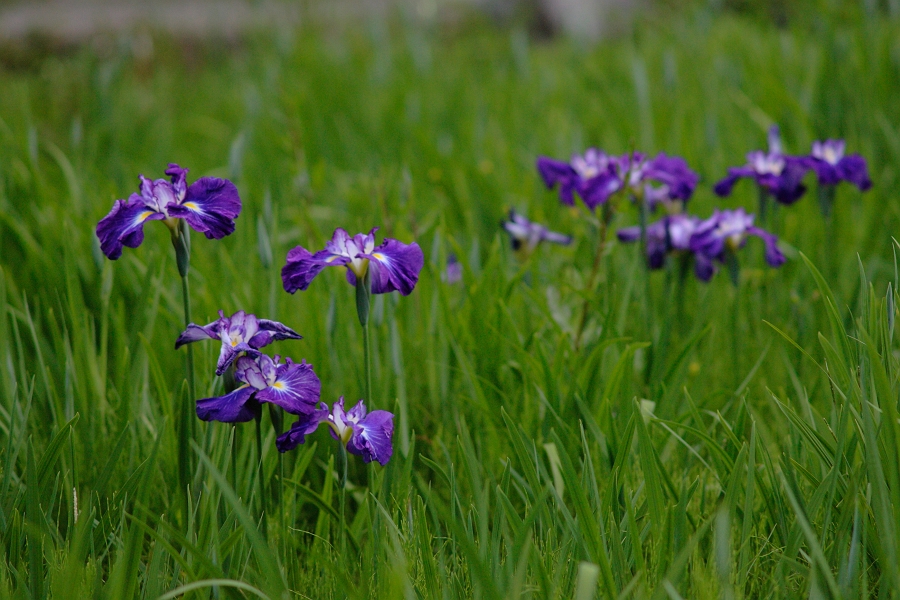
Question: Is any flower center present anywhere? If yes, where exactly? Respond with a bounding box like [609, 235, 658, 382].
[752, 153, 784, 176]
[348, 257, 369, 278]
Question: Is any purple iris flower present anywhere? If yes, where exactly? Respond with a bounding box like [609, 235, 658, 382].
[536, 148, 622, 210]
[805, 139, 872, 190]
[175, 310, 302, 376]
[713, 126, 809, 204]
[620, 152, 699, 209]
[276, 397, 394, 465]
[196, 354, 321, 423]
[96, 164, 241, 260]
[538, 149, 698, 211]
[617, 213, 702, 269]
[282, 228, 424, 296]
[502, 210, 573, 255]
[688, 208, 785, 281]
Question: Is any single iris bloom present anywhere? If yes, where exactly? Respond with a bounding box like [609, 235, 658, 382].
[805, 139, 872, 190]
[175, 309, 302, 376]
[617, 213, 702, 270]
[276, 397, 394, 465]
[282, 227, 424, 295]
[713, 126, 808, 204]
[688, 208, 785, 281]
[537, 148, 622, 210]
[619, 152, 699, 209]
[96, 164, 241, 259]
[196, 354, 321, 423]
[502, 210, 573, 255]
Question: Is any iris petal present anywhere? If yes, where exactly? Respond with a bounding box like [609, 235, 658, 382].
[166, 177, 241, 239]
[362, 239, 424, 295]
[196, 386, 258, 423]
[255, 360, 321, 415]
[96, 196, 165, 260]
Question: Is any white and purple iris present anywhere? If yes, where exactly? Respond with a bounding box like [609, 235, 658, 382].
[195, 354, 321, 423]
[805, 139, 872, 190]
[276, 397, 394, 465]
[618, 152, 699, 209]
[282, 228, 424, 296]
[688, 208, 785, 281]
[96, 164, 241, 260]
[618, 209, 785, 281]
[175, 310, 302, 375]
[502, 210, 572, 255]
[617, 213, 702, 270]
[537, 149, 698, 211]
[713, 126, 809, 204]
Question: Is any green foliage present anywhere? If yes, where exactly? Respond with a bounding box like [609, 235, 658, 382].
[0, 5, 899, 598]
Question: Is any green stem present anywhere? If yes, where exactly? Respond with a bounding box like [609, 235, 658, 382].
[338, 442, 348, 559]
[173, 222, 195, 506]
[231, 426, 238, 493]
[574, 205, 612, 351]
[181, 274, 195, 401]
[255, 414, 266, 538]
[356, 270, 373, 403]
[363, 321, 372, 404]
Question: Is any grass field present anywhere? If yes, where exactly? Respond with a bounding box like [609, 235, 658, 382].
[1, 3, 900, 598]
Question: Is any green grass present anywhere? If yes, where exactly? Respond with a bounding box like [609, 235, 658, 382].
[1, 4, 900, 598]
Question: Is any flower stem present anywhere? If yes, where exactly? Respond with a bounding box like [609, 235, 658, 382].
[180, 273, 195, 401]
[173, 222, 195, 503]
[338, 442, 348, 559]
[356, 271, 373, 404]
[363, 322, 373, 405]
[255, 413, 267, 538]
[574, 205, 612, 351]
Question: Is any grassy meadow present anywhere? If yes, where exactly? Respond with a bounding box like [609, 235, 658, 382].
[1, 3, 900, 598]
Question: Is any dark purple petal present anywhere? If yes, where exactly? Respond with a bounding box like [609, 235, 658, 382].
[748, 227, 786, 267]
[165, 163, 189, 197]
[282, 246, 347, 293]
[694, 254, 716, 282]
[255, 359, 322, 415]
[174, 322, 219, 349]
[838, 155, 872, 191]
[276, 403, 330, 452]
[196, 386, 258, 423]
[96, 196, 166, 260]
[713, 167, 755, 197]
[347, 408, 394, 465]
[577, 171, 621, 209]
[647, 236, 668, 269]
[643, 153, 699, 201]
[617, 226, 641, 243]
[362, 239, 424, 296]
[769, 159, 808, 204]
[536, 156, 577, 206]
[166, 177, 241, 240]
[248, 319, 302, 349]
[807, 160, 841, 185]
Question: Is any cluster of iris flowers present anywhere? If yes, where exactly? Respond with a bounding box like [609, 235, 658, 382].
[94, 129, 871, 479]
[96, 166, 426, 469]
[507, 125, 870, 283]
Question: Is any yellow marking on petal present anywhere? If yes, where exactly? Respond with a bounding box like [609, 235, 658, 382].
[137, 211, 154, 222]
[182, 201, 200, 210]
[372, 253, 386, 261]
[326, 255, 340, 263]
[272, 382, 285, 390]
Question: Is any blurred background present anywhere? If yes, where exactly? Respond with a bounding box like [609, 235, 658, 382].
[1, 0, 896, 63]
